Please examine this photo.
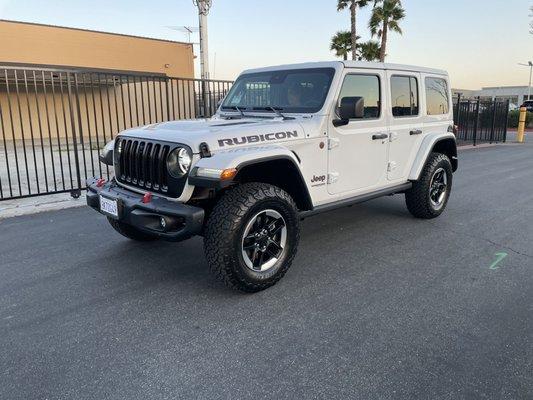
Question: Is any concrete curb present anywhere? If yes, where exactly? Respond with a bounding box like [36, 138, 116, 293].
[0, 192, 86, 220]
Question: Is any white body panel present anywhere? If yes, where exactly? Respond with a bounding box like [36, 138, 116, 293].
[114, 61, 455, 208]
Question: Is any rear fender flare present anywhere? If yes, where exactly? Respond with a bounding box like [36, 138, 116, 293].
[409, 132, 457, 180]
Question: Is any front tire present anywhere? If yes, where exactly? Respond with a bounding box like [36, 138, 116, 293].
[204, 183, 300, 293]
[405, 152, 453, 219]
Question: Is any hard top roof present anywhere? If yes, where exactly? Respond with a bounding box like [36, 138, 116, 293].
[242, 61, 448, 76]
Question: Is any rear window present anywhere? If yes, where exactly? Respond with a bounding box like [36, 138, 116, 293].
[425, 77, 450, 115]
[391, 76, 419, 117]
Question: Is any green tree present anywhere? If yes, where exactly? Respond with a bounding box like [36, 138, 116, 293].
[369, 0, 405, 62]
[330, 31, 353, 61]
[337, 0, 370, 60]
[357, 40, 381, 61]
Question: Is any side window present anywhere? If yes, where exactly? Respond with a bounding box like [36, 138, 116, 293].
[425, 77, 450, 115]
[338, 74, 381, 119]
[391, 75, 419, 117]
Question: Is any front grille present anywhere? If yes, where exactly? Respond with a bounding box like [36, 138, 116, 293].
[115, 138, 172, 194]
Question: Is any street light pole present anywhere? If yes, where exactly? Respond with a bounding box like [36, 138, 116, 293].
[519, 61, 533, 101]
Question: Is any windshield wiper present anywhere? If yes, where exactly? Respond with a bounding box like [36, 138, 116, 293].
[252, 106, 294, 120]
[221, 106, 246, 117]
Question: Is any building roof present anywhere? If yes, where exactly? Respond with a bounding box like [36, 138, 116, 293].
[0, 19, 190, 46]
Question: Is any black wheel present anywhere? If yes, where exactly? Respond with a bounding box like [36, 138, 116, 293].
[204, 183, 300, 293]
[405, 152, 453, 219]
[107, 217, 159, 241]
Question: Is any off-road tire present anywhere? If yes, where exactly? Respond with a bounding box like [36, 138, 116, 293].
[405, 152, 453, 219]
[107, 218, 158, 241]
[204, 183, 300, 293]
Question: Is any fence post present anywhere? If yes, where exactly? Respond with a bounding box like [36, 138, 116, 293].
[473, 98, 481, 146]
[503, 99, 510, 143]
[489, 99, 497, 143]
[455, 94, 462, 133]
[66, 72, 82, 198]
[165, 78, 171, 121]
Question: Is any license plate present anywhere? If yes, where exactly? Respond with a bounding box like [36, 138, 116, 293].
[99, 195, 119, 218]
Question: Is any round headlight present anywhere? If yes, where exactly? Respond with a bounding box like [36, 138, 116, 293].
[167, 147, 192, 178]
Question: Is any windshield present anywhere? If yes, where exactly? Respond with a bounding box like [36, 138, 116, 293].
[221, 68, 335, 114]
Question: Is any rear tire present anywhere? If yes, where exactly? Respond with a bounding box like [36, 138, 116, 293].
[204, 183, 300, 293]
[107, 218, 158, 241]
[405, 152, 453, 219]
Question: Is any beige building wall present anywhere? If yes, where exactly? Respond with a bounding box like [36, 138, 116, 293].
[0, 20, 194, 78]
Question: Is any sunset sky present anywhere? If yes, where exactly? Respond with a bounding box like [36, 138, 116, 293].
[0, 0, 531, 89]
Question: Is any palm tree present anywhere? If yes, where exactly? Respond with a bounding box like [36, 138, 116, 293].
[330, 31, 353, 61]
[337, 0, 370, 60]
[369, 0, 405, 62]
[357, 40, 381, 62]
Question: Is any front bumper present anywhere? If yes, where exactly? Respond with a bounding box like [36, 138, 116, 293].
[86, 178, 204, 242]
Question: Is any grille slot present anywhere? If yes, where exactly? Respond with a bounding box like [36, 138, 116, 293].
[116, 138, 173, 194]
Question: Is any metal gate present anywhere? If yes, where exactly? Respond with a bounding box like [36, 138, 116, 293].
[0, 65, 232, 200]
[453, 95, 509, 145]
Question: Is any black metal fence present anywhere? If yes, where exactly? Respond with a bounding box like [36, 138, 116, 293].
[453, 95, 509, 146]
[0, 65, 512, 202]
[0, 65, 232, 200]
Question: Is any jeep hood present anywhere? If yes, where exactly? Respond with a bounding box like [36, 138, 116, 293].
[117, 118, 308, 153]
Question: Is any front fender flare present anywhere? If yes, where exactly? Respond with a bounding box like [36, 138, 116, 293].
[188, 145, 313, 210]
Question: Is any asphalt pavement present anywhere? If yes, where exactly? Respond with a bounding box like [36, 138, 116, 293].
[1, 141, 532, 399]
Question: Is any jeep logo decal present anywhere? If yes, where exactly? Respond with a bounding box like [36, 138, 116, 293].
[310, 175, 326, 187]
[218, 131, 298, 147]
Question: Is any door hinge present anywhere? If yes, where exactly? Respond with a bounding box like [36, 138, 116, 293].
[328, 138, 340, 150]
[327, 172, 339, 184]
[387, 162, 397, 172]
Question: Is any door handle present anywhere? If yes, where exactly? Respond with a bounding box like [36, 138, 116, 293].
[410, 129, 423, 135]
[372, 133, 389, 140]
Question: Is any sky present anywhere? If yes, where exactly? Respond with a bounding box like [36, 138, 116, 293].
[0, 0, 532, 89]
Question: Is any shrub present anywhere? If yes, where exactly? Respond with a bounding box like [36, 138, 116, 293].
[508, 110, 533, 128]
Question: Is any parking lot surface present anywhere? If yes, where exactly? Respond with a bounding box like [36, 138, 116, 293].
[1, 142, 532, 399]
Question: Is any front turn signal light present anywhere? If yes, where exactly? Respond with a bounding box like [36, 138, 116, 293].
[195, 167, 237, 181]
[220, 168, 237, 180]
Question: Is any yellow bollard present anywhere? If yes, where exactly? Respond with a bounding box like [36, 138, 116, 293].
[517, 106, 527, 143]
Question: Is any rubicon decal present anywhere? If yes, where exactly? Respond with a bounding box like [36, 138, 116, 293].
[218, 131, 299, 147]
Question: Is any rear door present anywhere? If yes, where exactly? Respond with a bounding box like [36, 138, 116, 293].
[386, 71, 425, 181]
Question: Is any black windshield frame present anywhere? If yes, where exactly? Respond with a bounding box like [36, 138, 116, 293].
[221, 68, 336, 114]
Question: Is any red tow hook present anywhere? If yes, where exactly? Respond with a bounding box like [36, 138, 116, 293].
[96, 178, 106, 188]
[142, 192, 153, 204]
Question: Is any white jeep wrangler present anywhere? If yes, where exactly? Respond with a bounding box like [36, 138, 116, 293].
[88, 61, 457, 292]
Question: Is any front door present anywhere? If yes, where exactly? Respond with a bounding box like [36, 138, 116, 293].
[386, 72, 425, 181]
[327, 70, 389, 195]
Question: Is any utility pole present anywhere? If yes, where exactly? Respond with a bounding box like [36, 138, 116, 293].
[193, 0, 212, 81]
[193, 0, 212, 116]
[518, 61, 533, 101]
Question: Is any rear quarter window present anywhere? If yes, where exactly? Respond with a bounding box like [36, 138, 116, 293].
[425, 77, 450, 115]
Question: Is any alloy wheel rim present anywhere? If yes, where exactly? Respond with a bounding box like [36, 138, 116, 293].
[429, 167, 448, 209]
[241, 209, 287, 272]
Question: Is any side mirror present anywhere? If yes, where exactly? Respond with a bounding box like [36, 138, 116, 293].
[334, 96, 365, 127]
